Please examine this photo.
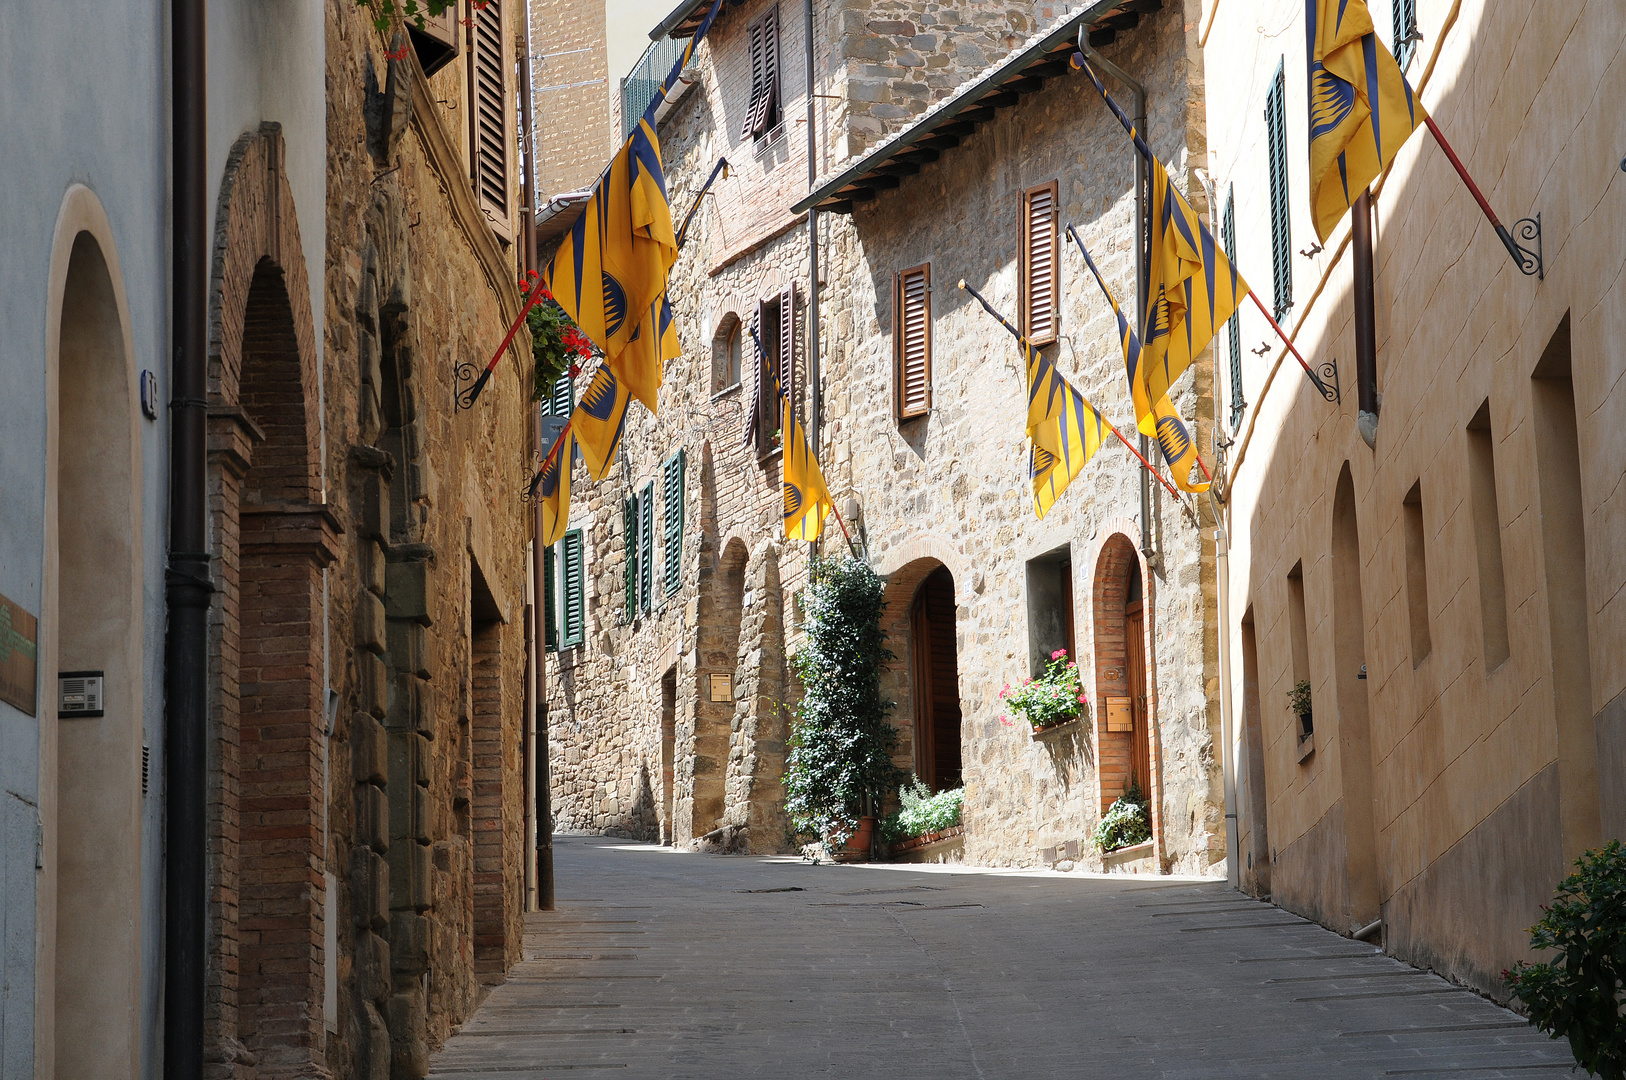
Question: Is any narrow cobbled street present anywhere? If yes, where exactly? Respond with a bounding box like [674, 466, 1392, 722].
[428, 839, 1574, 1079]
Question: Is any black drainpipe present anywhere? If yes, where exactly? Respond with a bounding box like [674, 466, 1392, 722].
[804, 0, 821, 467]
[165, 0, 210, 1076]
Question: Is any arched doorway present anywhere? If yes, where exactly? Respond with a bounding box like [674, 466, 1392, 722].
[1332, 463, 1379, 928]
[1092, 536, 1154, 815]
[909, 567, 962, 790]
[50, 227, 144, 1079]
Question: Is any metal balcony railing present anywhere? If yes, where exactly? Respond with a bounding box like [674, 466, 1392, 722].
[622, 35, 686, 138]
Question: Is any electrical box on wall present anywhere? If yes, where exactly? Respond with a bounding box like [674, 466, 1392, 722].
[58, 671, 104, 718]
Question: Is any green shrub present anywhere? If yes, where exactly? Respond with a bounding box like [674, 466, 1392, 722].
[527, 297, 593, 403]
[1000, 648, 1088, 731]
[1506, 840, 1626, 1079]
[782, 556, 901, 846]
[881, 779, 964, 844]
[1093, 782, 1151, 853]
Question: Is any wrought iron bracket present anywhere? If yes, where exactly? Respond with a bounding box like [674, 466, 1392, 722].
[454, 361, 489, 412]
[1316, 356, 1341, 404]
[1511, 213, 1543, 279]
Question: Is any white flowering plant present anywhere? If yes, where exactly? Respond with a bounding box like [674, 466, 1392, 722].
[999, 649, 1088, 732]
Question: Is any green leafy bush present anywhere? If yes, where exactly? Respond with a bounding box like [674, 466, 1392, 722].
[527, 297, 593, 404]
[782, 557, 901, 846]
[1093, 782, 1151, 853]
[881, 779, 964, 844]
[1000, 649, 1088, 731]
[1506, 840, 1626, 1079]
[1287, 678, 1313, 717]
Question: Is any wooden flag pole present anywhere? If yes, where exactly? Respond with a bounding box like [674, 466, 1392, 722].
[1246, 291, 1336, 401]
[957, 279, 1187, 503]
[676, 157, 730, 248]
[1422, 115, 1542, 277]
[464, 270, 553, 409]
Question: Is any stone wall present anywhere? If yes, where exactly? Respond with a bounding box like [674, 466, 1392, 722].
[543, 0, 1224, 876]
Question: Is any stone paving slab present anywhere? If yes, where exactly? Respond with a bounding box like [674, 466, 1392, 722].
[427, 838, 1576, 1079]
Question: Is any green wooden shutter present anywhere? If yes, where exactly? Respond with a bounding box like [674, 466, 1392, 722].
[548, 373, 574, 417]
[623, 495, 638, 621]
[1221, 187, 1246, 429]
[1391, 0, 1417, 68]
[544, 544, 558, 651]
[1264, 59, 1292, 321]
[638, 481, 655, 614]
[663, 450, 685, 596]
[560, 529, 585, 647]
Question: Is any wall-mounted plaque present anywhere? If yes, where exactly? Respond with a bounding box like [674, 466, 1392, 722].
[1105, 696, 1134, 732]
[708, 673, 733, 703]
[0, 593, 39, 716]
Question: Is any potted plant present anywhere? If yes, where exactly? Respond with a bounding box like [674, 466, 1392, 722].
[1094, 780, 1152, 853]
[525, 283, 594, 403]
[1000, 649, 1088, 733]
[1287, 678, 1313, 736]
[1505, 840, 1626, 1079]
[881, 778, 965, 851]
[782, 556, 901, 858]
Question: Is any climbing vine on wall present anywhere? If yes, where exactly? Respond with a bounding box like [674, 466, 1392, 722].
[782, 556, 901, 846]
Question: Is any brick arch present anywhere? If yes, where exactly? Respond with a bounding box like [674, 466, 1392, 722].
[203, 122, 336, 1076]
[1088, 526, 1165, 867]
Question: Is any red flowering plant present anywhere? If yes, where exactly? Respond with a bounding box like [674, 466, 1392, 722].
[999, 649, 1088, 732]
[524, 277, 594, 402]
[357, 0, 456, 33]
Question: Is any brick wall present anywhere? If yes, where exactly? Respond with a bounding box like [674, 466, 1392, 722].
[529, 0, 616, 197]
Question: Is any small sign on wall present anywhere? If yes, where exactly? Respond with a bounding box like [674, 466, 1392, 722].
[0, 594, 38, 716]
[708, 673, 733, 703]
[1105, 696, 1134, 732]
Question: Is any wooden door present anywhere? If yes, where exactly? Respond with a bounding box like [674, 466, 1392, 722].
[1126, 599, 1151, 798]
[910, 590, 936, 789]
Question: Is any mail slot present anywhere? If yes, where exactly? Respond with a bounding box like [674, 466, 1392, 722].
[1105, 696, 1133, 732]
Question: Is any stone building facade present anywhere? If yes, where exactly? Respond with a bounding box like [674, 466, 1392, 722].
[537, 0, 1227, 873]
[194, 4, 538, 1078]
[1209, 0, 1626, 1000]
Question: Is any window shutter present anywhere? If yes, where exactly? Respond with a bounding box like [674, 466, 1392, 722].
[1019, 181, 1059, 345]
[623, 495, 638, 620]
[778, 284, 796, 416]
[1264, 59, 1292, 321]
[748, 299, 780, 457]
[1221, 186, 1246, 429]
[543, 543, 558, 651]
[894, 264, 931, 420]
[1392, 0, 1417, 67]
[467, 0, 513, 240]
[548, 372, 574, 417]
[742, 8, 780, 139]
[560, 529, 585, 647]
[663, 450, 685, 596]
[638, 481, 655, 614]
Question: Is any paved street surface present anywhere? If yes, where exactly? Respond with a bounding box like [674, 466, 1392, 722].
[428, 838, 1575, 1079]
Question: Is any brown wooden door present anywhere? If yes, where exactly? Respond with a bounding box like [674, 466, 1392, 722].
[1126, 599, 1151, 799]
[910, 591, 936, 788]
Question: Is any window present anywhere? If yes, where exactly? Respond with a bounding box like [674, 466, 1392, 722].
[1286, 560, 1313, 745]
[1222, 186, 1246, 428]
[1018, 181, 1059, 346]
[714, 316, 742, 393]
[662, 449, 685, 596]
[1467, 401, 1509, 669]
[1264, 59, 1292, 320]
[1025, 546, 1074, 677]
[1402, 480, 1432, 665]
[1391, 0, 1418, 68]
[560, 529, 585, 648]
[742, 7, 781, 140]
[545, 371, 574, 417]
[746, 287, 794, 457]
[893, 264, 931, 420]
[544, 544, 558, 651]
[467, 0, 512, 240]
[623, 483, 656, 620]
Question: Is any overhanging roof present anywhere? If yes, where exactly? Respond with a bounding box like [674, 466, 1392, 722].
[650, 0, 723, 41]
[793, 0, 1160, 215]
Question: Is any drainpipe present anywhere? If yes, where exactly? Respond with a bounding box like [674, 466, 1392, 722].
[519, 17, 538, 279]
[164, 0, 210, 1075]
[803, 0, 821, 466]
[531, 406, 556, 911]
[1082, 43, 1152, 565]
[1352, 190, 1379, 449]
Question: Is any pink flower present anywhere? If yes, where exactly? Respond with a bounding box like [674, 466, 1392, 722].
[998, 713, 1014, 727]
[1077, 694, 1088, 704]
[1051, 649, 1066, 660]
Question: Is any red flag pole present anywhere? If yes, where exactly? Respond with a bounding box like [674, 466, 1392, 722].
[465, 271, 554, 409]
[1422, 115, 1540, 277]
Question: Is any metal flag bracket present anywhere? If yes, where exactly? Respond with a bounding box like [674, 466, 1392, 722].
[1319, 356, 1341, 405]
[1510, 212, 1543, 279]
[454, 359, 488, 412]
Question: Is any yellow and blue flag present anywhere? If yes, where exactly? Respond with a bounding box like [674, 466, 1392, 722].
[1024, 342, 1109, 518]
[614, 291, 678, 410]
[781, 397, 832, 541]
[538, 430, 574, 546]
[570, 364, 632, 481]
[1307, 0, 1426, 242]
[542, 117, 677, 411]
[1071, 230, 1210, 493]
[1141, 155, 1248, 429]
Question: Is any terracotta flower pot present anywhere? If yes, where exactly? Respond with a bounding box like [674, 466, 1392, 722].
[841, 816, 876, 858]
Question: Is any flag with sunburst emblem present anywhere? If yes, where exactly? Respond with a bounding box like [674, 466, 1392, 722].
[571, 364, 633, 481]
[781, 397, 832, 542]
[1068, 227, 1210, 493]
[538, 429, 575, 546]
[1307, 0, 1426, 241]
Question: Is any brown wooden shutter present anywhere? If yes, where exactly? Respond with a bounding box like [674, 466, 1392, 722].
[778, 283, 795, 422]
[1019, 181, 1058, 345]
[468, 0, 513, 241]
[742, 8, 780, 138]
[743, 306, 763, 447]
[894, 264, 931, 420]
